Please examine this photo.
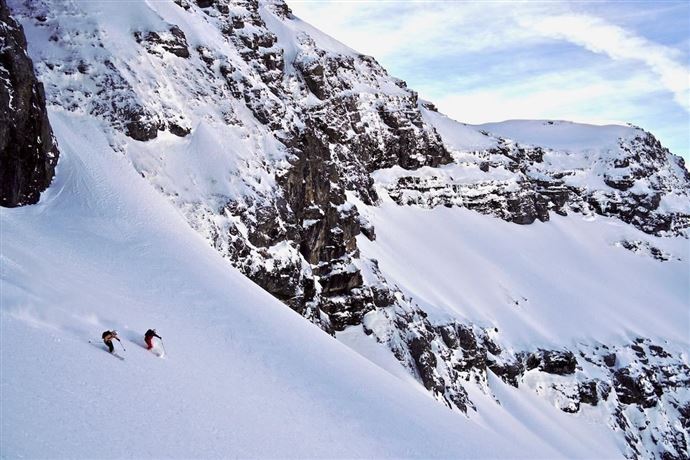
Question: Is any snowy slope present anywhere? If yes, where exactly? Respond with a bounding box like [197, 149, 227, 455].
[357, 197, 689, 348]
[477, 119, 635, 151]
[355, 113, 690, 459]
[1, 111, 624, 458]
[368, 112, 689, 349]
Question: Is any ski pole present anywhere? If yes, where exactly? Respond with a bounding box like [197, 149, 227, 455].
[119, 340, 126, 352]
[160, 339, 167, 356]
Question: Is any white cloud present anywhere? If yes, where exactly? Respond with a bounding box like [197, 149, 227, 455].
[289, 1, 535, 58]
[518, 13, 690, 111]
[425, 70, 661, 126]
[290, 2, 689, 111]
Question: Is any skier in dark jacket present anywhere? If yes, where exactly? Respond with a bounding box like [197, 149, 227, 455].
[144, 329, 162, 350]
[102, 330, 121, 353]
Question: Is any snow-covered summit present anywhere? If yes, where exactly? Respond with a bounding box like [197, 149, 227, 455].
[478, 119, 635, 150]
[400, 108, 690, 233]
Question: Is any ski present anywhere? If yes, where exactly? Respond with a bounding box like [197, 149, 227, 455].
[89, 340, 125, 360]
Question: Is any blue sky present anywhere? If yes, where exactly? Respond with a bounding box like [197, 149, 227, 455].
[289, 1, 690, 162]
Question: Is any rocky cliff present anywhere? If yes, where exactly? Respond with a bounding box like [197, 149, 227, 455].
[0, 0, 58, 207]
[379, 111, 690, 236]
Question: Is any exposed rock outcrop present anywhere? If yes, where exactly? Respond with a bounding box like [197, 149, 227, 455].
[134, 26, 190, 59]
[377, 124, 690, 237]
[0, 0, 58, 207]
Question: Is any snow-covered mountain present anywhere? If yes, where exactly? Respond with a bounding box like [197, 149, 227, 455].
[2, 0, 689, 458]
[5, 110, 620, 459]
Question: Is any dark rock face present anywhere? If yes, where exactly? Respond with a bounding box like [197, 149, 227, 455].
[361, 300, 484, 413]
[386, 172, 552, 225]
[156, 0, 453, 334]
[467, 334, 689, 458]
[134, 26, 191, 59]
[488, 357, 525, 387]
[0, 0, 58, 207]
[618, 239, 675, 262]
[578, 380, 599, 406]
[604, 353, 617, 367]
[525, 349, 578, 375]
[379, 128, 690, 237]
[614, 367, 659, 408]
[361, 304, 690, 458]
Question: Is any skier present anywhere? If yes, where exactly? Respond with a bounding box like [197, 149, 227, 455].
[102, 330, 121, 353]
[144, 329, 162, 350]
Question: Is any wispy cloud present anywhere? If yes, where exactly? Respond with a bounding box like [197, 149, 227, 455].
[427, 70, 662, 125]
[519, 12, 689, 110]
